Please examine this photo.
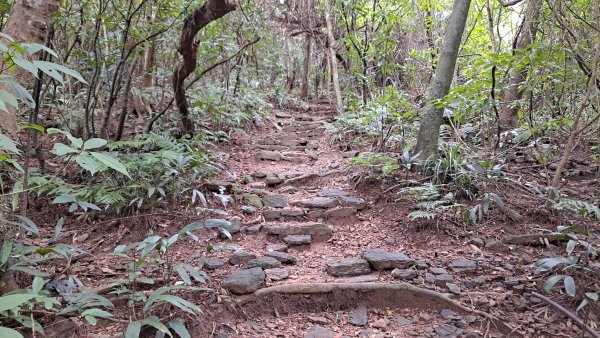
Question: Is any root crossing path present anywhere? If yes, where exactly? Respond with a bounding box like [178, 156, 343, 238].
[193, 101, 517, 338]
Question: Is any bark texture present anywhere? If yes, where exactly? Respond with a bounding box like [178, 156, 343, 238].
[499, 0, 543, 128]
[173, 0, 236, 136]
[325, 0, 343, 113]
[301, 34, 312, 99]
[0, 0, 61, 135]
[414, 0, 471, 161]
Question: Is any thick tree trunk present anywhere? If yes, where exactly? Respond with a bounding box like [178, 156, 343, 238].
[415, 0, 471, 161]
[0, 0, 61, 135]
[499, 0, 543, 129]
[325, 0, 343, 113]
[301, 34, 312, 99]
[173, 0, 236, 136]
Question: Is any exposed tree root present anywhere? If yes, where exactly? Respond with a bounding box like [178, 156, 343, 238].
[532, 292, 600, 338]
[236, 282, 523, 336]
[282, 168, 347, 186]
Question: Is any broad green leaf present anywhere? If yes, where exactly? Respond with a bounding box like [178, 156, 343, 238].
[84, 315, 97, 325]
[13, 215, 39, 235]
[76, 153, 100, 174]
[167, 319, 191, 338]
[35, 61, 87, 84]
[175, 265, 191, 285]
[585, 292, 599, 301]
[52, 194, 76, 204]
[0, 294, 36, 312]
[543, 275, 564, 293]
[51, 143, 78, 156]
[83, 138, 107, 150]
[1, 239, 12, 264]
[140, 317, 172, 337]
[0, 133, 20, 153]
[22, 43, 59, 58]
[0, 89, 18, 109]
[563, 276, 576, 297]
[20, 123, 45, 132]
[4, 80, 35, 108]
[566, 240, 576, 255]
[125, 321, 142, 338]
[53, 217, 65, 241]
[90, 152, 130, 178]
[0, 327, 24, 338]
[32, 60, 64, 83]
[12, 57, 38, 76]
[32, 277, 45, 294]
[81, 308, 113, 318]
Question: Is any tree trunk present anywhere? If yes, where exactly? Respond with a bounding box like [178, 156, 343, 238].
[325, 0, 344, 113]
[414, 0, 471, 161]
[499, 0, 543, 129]
[0, 0, 61, 135]
[301, 33, 312, 100]
[173, 0, 236, 136]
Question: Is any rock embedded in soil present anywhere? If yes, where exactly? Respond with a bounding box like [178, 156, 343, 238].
[205, 180, 233, 193]
[308, 316, 329, 325]
[327, 258, 371, 277]
[245, 224, 262, 232]
[347, 305, 368, 326]
[396, 316, 413, 325]
[245, 257, 283, 270]
[267, 222, 333, 240]
[229, 251, 257, 265]
[435, 324, 463, 338]
[434, 274, 454, 287]
[222, 267, 265, 295]
[372, 318, 389, 330]
[265, 251, 297, 264]
[305, 326, 336, 338]
[244, 194, 263, 208]
[241, 206, 258, 214]
[362, 248, 415, 270]
[266, 243, 288, 252]
[255, 150, 282, 161]
[450, 259, 477, 273]
[291, 197, 339, 209]
[323, 207, 357, 218]
[283, 234, 312, 245]
[318, 188, 349, 197]
[338, 196, 367, 210]
[262, 194, 289, 208]
[265, 268, 289, 281]
[205, 258, 225, 270]
[446, 283, 461, 295]
[430, 267, 449, 275]
[265, 174, 284, 186]
[484, 240, 510, 253]
[391, 268, 418, 280]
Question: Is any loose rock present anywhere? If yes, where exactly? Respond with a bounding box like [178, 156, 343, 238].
[283, 235, 312, 245]
[265, 268, 289, 281]
[391, 268, 418, 280]
[327, 258, 371, 277]
[266, 243, 288, 252]
[229, 251, 257, 265]
[255, 150, 282, 161]
[265, 251, 297, 264]
[348, 305, 368, 326]
[292, 197, 339, 209]
[450, 259, 477, 273]
[222, 267, 265, 295]
[205, 258, 225, 270]
[305, 326, 335, 338]
[245, 257, 283, 270]
[362, 248, 415, 270]
[262, 194, 288, 208]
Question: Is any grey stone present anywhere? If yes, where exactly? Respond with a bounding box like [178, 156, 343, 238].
[280, 209, 306, 217]
[485, 240, 510, 253]
[446, 283, 461, 295]
[266, 243, 288, 252]
[435, 324, 463, 338]
[245, 257, 283, 270]
[292, 197, 339, 209]
[305, 326, 335, 338]
[262, 194, 288, 208]
[435, 274, 454, 286]
[362, 248, 415, 270]
[205, 180, 233, 193]
[396, 316, 413, 325]
[217, 220, 241, 239]
[252, 171, 267, 178]
[267, 222, 333, 240]
[372, 318, 389, 330]
[255, 150, 282, 161]
[241, 206, 257, 214]
[384, 238, 397, 245]
[246, 224, 262, 233]
[265, 268, 289, 281]
[265, 175, 284, 186]
[338, 196, 367, 210]
[265, 251, 297, 264]
[222, 267, 265, 295]
[205, 258, 225, 270]
[229, 251, 257, 265]
[348, 305, 368, 326]
[430, 267, 449, 275]
[425, 273, 436, 283]
[262, 209, 281, 220]
[318, 189, 349, 197]
[308, 316, 329, 325]
[327, 258, 371, 277]
[391, 268, 418, 280]
[416, 259, 429, 270]
[283, 235, 312, 245]
[470, 237, 485, 246]
[451, 259, 477, 273]
[244, 194, 263, 208]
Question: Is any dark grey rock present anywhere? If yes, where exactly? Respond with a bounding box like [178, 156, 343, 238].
[396, 316, 413, 325]
[470, 237, 485, 246]
[317, 189, 349, 197]
[323, 207, 357, 218]
[451, 259, 477, 273]
[255, 150, 282, 161]
[362, 248, 415, 270]
[265, 268, 289, 281]
[266, 243, 288, 252]
[283, 234, 312, 245]
[425, 273, 436, 283]
[308, 316, 329, 325]
[384, 238, 397, 245]
[327, 258, 371, 277]
[446, 283, 461, 295]
[435, 324, 463, 338]
[222, 267, 265, 295]
[292, 197, 339, 209]
[415, 259, 429, 270]
[205, 180, 233, 193]
[252, 171, 267, 178]
[391, 268, 418, 280]
[245, 257, 283, 270]
[430, 267, 449, 275]
[441, 309, 455, 320]
[267, 222, 333, 240]
[205, 258, 225, 270]
[246, 224, 262, 233]
[348, 305, 368, 327]
[265, 251, 297, 264]
[305, 325, 335, 338]
[265, 175, 284, 186]
[229, 251, 257, 265]
[262, 194, 288, 208]
[338, 196, 367, 210]
[241, 206, 257, 214]
[435, 274, 454, 286]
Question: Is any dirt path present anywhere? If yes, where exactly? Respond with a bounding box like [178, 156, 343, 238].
[189, 102, 526, 338]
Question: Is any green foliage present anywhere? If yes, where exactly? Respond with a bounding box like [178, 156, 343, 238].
[399, 184, 460, 221]
[349, 152, 400, 177]
[552, 199, 600, 221]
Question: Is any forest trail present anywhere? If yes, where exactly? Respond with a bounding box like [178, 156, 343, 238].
[184, 102, 517, 338]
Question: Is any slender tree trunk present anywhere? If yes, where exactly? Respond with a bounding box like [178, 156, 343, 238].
[325, 0, 344, 113]
[0, 0, 61, 135]
[499, 0, 543, 129]
[173, 0, 236, 136]
[301, 33, 312, 99]
[415, 0, 471, 161]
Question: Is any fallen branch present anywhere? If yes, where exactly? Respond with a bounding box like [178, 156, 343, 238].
[236, 282, 522, 336]
[532, 292, 600, 338]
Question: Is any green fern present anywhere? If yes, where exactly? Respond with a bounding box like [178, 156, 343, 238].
[553, 199, 600, 220]
[408, 210, 438, 220]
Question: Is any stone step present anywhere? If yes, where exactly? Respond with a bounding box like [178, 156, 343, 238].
[290, 196, 367, 210]
[262, 208, 306, 221]
[266, 222, 333, 241]
[255, 150, 316, 162]
[258, 135, 309, 146]
[255, 144, 317, 152]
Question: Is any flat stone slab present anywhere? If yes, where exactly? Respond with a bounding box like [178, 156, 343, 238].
[327, 258, 371, 277]
[265, 268, 289, 281]
[283, 235, 312, 245]
[255, 150, 282, 161]
[229, 251, 257, 265]
[266, 222, 333, 240]
[305, 326, 335, 338]
[265, 251, 297, 264]
[266, 244, 288, 252]
[205, 258, 225, 270]
[451, 259, 477, 273]
[262, 209, 306, 221]
[318, 189, 349, 197]
[245, 257, 283, 270]
[324, 207, 357, 218]
[391, 268, 418, 280]
[362, 249, 415, 270]
[265, 175, 284, 186]
[291, 197, 339, 209]
[262, 194, 288, 208]
[338, 196, 367, 210]
[348, 305, 368, 326]
[222, 267, 265, 295]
